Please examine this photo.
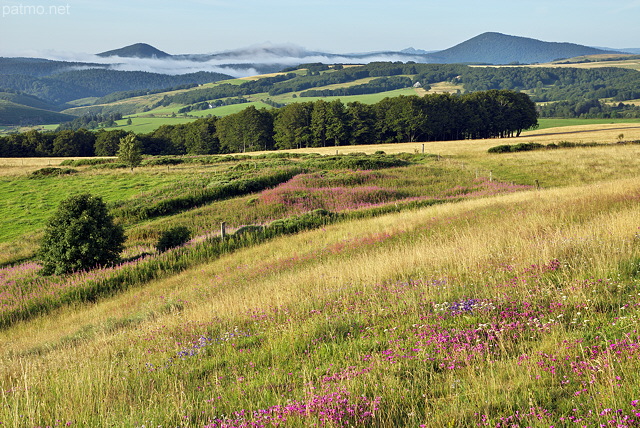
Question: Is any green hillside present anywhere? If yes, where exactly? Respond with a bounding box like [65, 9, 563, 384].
[48, 61, 640, 135]
[0, 91, 64, 111]
[2, 123, 640, 426]
[0, 100, 75, 125]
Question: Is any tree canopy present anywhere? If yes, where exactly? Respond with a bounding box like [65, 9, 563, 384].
[39, 194, 125, 275]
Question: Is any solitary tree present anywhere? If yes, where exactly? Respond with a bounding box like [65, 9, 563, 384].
[39, 194, 125, 275]
[117, 134, 143, 170]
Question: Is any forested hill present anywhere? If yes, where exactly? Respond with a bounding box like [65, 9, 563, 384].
[97, 43, 172, 59]
[0, 57, 108, 77]
[427, 32, 617, 64]
[0, 70, 233, 105]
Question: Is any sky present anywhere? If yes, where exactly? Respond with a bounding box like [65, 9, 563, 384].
[0, 0, 639, 58]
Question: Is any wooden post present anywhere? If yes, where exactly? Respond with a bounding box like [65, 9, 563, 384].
[422, 144, 424, 154]
[220, 222, 226, 241]
[489, 171, 493, 182]
[535, 179, 540, 190]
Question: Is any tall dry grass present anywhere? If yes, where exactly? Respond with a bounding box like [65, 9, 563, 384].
[1, 177, 640, 426]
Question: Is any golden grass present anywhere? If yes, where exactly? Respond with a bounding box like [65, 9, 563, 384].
[3, 176, 639, 356]
[473, 57, 640, 71]
[421, 81, 464, 94]
[239, 72, 292, 81]
[245, 123, 640, 157]
[2, 174, 640, 425]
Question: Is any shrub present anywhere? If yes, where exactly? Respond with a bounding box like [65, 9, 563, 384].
[142, 157, 184, 166]
[156, 226, 192, 253]
[511, 142, 543, 152]
[39, 194, 125, 275]
[30, 167, 77, 178]
[59, 158, 116, 167]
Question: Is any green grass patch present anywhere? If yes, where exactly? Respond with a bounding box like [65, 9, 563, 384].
[536, 117, 640, 129]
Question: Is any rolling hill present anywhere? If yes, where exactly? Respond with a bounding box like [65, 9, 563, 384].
[0, 99, 75, 125]
[426, 32, 619, 64]
[1, 32, 639, 128]
[97, 43, 172, 59]
[2, 124, 640, 425]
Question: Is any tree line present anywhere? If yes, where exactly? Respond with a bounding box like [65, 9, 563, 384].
[0, 90, 537, 157]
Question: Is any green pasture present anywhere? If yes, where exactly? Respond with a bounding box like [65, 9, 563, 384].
[0, 169, 203, 243]
[536, 117, 640, 130]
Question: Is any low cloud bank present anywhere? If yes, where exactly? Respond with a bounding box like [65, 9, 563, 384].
[2, 43, 429, 77]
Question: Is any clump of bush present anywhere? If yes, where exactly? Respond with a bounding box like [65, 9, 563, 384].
[142, 157, 184, 166]
[303, 154, 409, 170]
[156, 226, 192, 253]
[265, 209, 335, 236]
[59, 158, 115, 167]
[30, 167, 78, 178]
[488, 142, 544, 153]
[89, 162, 129, 170]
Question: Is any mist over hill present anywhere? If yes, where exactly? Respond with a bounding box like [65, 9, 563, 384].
[1, 32, 637, 126]
[3, 32, 633, 79]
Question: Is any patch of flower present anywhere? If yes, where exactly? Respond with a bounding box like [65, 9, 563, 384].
[204, 390, 381, 428]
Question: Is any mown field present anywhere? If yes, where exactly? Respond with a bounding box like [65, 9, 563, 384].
[2, 123, 640, 427]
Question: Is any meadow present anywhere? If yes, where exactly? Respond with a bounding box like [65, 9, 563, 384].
[1, 123, 640, 426]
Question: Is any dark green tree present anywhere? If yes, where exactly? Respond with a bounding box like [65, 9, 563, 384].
[95, 129, 128, 156]
[346, 101, 377, 145]
[52, 129, 95, 157]
[326, 100, 348, 146]
[273, 102, 313, 149]
[39, 194, 125, 275]
[184, 117, 219, 154]
[310, 100, 329, 147]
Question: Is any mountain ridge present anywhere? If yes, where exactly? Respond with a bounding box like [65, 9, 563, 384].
[93, 32, 631, 65]
[425, 32, 622, 64]
[97, 43, 171, 59]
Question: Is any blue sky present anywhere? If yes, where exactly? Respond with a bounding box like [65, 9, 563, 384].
[1, 0, 639, 57]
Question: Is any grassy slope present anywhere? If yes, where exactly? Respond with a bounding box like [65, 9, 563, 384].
[1, 175, 640, 426]
[3, 124, 640, 426]
[0, 100, 75, 125]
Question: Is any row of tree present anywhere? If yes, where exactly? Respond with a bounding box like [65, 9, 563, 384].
[538, 99, 640, 118]
[0, 90, 538, 157]
[209, 90, 537, 152]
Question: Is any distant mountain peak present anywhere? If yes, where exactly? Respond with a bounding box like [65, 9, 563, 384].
[97, 43, 171, 59]
[400, 47, 431, 55]
[429, 32, 618, 64]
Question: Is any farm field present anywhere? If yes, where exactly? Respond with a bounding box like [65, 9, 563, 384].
[2, 122, 640, 426]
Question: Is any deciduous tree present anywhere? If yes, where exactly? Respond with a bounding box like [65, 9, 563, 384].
[39, 194, 125, 275]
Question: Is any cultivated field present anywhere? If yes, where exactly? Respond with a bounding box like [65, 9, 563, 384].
[2, 123, 640, 426]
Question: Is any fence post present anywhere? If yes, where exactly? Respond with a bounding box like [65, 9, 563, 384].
[221, 222, 226, 241]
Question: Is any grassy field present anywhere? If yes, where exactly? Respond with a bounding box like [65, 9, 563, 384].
[108, 115, 202, 133]
[536, 118, 640, 130]
[2, 123, 640, 426]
